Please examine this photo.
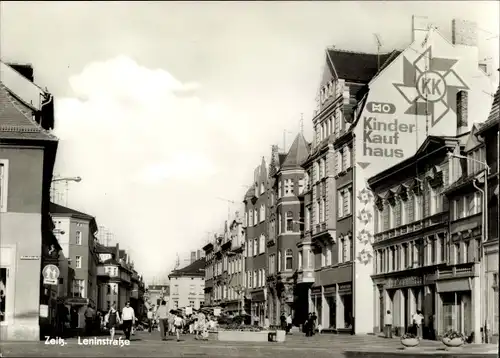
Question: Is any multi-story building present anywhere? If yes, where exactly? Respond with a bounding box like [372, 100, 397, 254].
[443, 84, 499, 343]
[298, 17, 493, 336]
[475, 84, 499, 343]
[369, 132, 469, 339]
[168, 258, 205, 310]
[51, 203, 99, 318]
[267, 135, 310, 326]
[96, 243, 136, 312]
[0, 64, 60, 340]
[203, 239, 215, 307]
[243, 158, 269, 323]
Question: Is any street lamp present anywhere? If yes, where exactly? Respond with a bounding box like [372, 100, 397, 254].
[447, 152, 491, 343]
[51, 176, 82, 206]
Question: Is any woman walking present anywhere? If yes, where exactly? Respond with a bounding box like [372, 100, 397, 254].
[105, 303, 121, 341]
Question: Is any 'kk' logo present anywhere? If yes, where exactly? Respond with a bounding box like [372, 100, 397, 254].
[393, 46, 469, 127]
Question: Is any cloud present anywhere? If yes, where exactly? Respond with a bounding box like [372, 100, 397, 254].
[53, 56, 260, 280]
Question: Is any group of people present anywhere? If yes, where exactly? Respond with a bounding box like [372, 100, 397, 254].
[279, 313, 293, 334]
[147, 301, 213, 342]
[304, 312, 318, 337]
[384, 309, 435, 340]
[103, 301, 137, 341]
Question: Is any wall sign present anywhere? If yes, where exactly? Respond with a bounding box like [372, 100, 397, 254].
[20, 255, 40, 260]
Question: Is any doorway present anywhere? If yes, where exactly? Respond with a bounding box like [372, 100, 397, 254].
[379, 288, 384, 333]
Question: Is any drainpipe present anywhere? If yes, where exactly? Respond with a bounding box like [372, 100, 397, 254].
[473, 169, 488, 343]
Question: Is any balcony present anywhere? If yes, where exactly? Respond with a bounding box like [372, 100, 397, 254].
[437, 262, 478, 279]
[312, 222, 328, 236]
[374, 212, 448, 244]
[296, 268, 315, 284]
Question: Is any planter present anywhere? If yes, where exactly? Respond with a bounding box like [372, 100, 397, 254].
[442, 337, 464, 350]
[400, 338, 420, 349]
[218, 330, 286, 343]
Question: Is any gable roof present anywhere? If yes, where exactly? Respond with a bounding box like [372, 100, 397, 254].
[477, 84, 499, 135]
[327, 49, 401, 83]
[280, 133, 310, 170]
[0, 82, 56, 141]
[95, 242, 114, 254]
[50, 202, 94, 220]
[169, 257, 205, 278]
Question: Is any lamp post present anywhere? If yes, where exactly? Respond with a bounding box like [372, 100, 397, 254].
[51, 176, 82, 206]
[447, 152, 491, 343]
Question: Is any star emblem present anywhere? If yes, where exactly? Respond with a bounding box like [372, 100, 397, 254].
[357, 229, 374, 245]
[357, 248, 373, 266]
[357, 209, 373, 225]
[357, 188, 373, 205]
[393, 46, 469, 127]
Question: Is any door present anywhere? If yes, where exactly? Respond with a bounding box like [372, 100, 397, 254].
[403, 289, 409, 332]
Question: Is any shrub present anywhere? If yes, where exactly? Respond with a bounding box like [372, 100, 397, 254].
[401, 333, 418, 340]
[443, 330, 466, 341]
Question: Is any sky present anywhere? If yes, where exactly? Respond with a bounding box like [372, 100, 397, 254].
[1, 1, 498, 282]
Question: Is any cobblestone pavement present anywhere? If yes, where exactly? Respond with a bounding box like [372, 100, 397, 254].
[0, 332, 497, 357]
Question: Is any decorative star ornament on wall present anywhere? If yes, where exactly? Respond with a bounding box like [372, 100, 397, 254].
[357, 248, 373, 266]
[357, 229, 374, 245]
[357, 209, 373, 225]
[393, 46, 469, 127]
[357, 188, 373, 205]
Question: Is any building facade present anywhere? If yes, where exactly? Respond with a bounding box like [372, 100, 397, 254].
[168, 258, 205, 310]
[267, 135, 309, 326]
[369, 134, 473, 340]
[51, 203, 99, 309]
[146, 285, 170, 310]
[0, 66, 59, 340]
[243, 158, 269, 324]
[349, 17, 492, 335]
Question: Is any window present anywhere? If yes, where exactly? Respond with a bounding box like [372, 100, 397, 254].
[260, 182, 265, 195]
[76, 231, 82, 245]
[245, 211, 248, 227]
[189, 301, 195, 307]
[253, 270, 257, 288]
[286, 211, 294, 232]
[284, 179, 293, 196]
[278, 181, 282, 198]
[260, 204, 265, 222]
[0, 160, 8, 212]
[259, 235, 265, 254]
[278, 213, 282, 234]
[173, 285, 179, 295]
[298, 179, 305, 194]
[249, 210, 253, 226]
[285, 249, 293, 270]
[326, 246, 332, 266]
[174, 301, 179, 308]
[298, 251, 303, 269]
[321, 198, 326, 223]
[189, 285, 196, 294]
[335, 151, 342, 174]
[338, 186, 352, 218]
[254, 209, 258, 226]
[75, 255, 82, 269]
[269, 254, 275, 274]
[305, 207, 311, 231]
[0, 268, 6, 322]
[308, 249, 314, 269]
[278, 250, 282, 272]
[253, 239, 257, 256]
[72, 279, 85, 298]
[107, 284, 111, 294]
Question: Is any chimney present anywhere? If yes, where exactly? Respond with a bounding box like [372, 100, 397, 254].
[452, 19, 478, 46]
[411, 15, 430, 43]
[456, 90, 469, 134]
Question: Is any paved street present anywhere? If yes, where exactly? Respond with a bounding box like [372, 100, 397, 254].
[1, 332, 498, 357]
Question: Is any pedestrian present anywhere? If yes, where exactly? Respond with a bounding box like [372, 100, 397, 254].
[311, 312, 317, 336]
[280, 313, 286, 331]
[286, 313, 292, 334]
[385, 310, 393, 338]
[305, 313, 313, 337]
[173, 313, 184, 342]
[264, 316, 270, 329]
[412, 310, 424, 339]
[104, 303, 121, 341]
[147, 308, 154, 333]
[84, 304, 95, 336]
[156, 302, 169, 340]
[121, 301, 136, 340]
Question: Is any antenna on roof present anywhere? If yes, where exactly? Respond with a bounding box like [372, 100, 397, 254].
[374, 34, 383, 70]
[300, 113, 304, 135]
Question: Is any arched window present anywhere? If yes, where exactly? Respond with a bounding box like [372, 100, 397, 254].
[286, 211, 294, 232]
[285, 249, 293, 270]
[260, 204, 265, 222]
